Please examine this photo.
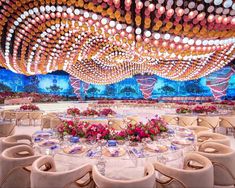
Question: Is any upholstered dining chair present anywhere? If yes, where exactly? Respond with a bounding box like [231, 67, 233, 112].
[125, 116, 139, 124]
[41, 114, 52, 130]
[50, 117, 63, 129]
[0, 121, 15, 137]
[178, 116, 198, 127]
[161, 115, 178, 125]
[2, 110, 16, 122]
[15, 111, 29, 126]
[197, 116, 220, 132]
[0, 134, 32, 152]
[219, 116, 235, 137]
[153, 152, 214, 188]
[197, 142, 235, 186]
[0, 145, 40, 188]
[92, 162, 155, 188]
[29, 111, 44, 126]
[31, 155, 95, 188]
[187, 126, 211, 135]
[108, 119, 126, 130]
[197, 132, 230, 147]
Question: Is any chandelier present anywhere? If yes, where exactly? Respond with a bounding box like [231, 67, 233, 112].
[0, 0, 234, 84]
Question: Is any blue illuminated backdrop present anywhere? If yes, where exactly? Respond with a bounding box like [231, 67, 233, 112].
[0, 68, 234, 99]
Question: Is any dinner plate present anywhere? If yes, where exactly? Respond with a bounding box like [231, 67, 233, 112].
[38, 139, 59, 147]
[171, 139, 192, 146]
[145, 144, 168, 153]
[63, 145, 86, 154]
[102, 147, 126, 157]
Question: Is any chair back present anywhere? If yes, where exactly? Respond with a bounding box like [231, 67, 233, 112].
[0, 145, 40, 188]
[41, 115, 52, 129]
[2, 110, 16, 121]
[0, 134, 32, 152]
[198, 116, 220, 132]
[197, 132, 230, 146]
[197, 142, 235, 186]
[161, 115, 178, 125]
[0, 122, 15, 137]
[219, 116, 235, 128]
[15, 112, 29, 120]
[29, 112, 43, 120]
[50, 118, 63, 129]
[31, 156, 94, 188]
[187, 126, 210, 135]
[92, 163, 155, 188]
[153, 152, 214, 188]
[108, 119, 126, 130]
[178, 116, 198, 127]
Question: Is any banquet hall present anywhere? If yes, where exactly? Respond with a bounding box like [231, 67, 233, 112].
[0, 0, 235, 188]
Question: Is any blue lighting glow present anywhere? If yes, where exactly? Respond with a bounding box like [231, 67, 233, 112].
[0, 68, 234, 99]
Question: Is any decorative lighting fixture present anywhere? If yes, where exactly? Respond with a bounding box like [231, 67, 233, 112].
[0, 0, 234, 84]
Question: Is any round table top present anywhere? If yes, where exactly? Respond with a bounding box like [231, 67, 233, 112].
[32, 125, 196, 180]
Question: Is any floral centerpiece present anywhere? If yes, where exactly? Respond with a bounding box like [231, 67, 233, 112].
[99, 108, 116, 116]
[145, 116, 168, 140]
[126, 122, 148, 142]
[205, 105, 218, 113]
[85, 123, 110, 140]
[20, 104, 40, 111]
[127, 116, 168, 142]
[176, 107, 192, 114]
[193, 105, 217, 114]
[81, 109, 99, 116]
[57, 116, 168, 143]
[111, 129, 127, 140]
[57, 120, 88, 137]
[192, 106, 207, 113]
[67, 108, 80, 116]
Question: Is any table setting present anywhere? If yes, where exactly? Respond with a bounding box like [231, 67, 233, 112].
[31, 121, 196, 180]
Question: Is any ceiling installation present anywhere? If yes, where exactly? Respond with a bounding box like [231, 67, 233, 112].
[0, 0, 235, 84]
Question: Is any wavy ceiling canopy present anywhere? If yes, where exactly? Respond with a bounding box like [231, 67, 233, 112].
[0, 0, 235, 84]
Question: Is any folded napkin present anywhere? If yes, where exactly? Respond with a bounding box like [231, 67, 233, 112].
[131, 148, 144, 158]
[146, 144, 167, 153]
[107, 147, 119, 157]
[69, 146, 82, 154]
[41, 140, 56, 146]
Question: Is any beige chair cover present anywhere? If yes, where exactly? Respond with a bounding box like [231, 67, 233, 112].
[219, 116, 235, 137]
[187, 126, 211, 135]
[0, 145, 40, 188]
[198, 116, 220, 132]
[29, 111, 43, 126]
[15, 112, 29, 126]
[92, 163, 155, 188]
[0, 121, 15, 137]
[153, 152, 214, 188]
[31, 156, 95, 188]
[125, 116, 139, 124]
[197, 142, 235, 186]
[197, 132, 230, 147]
[178, 116, 198, 127]
[2, 110, 16, 122]
[41, 115, 52, 129]
[161, 115, 178, 125]
[50, 118, 63, 129]
[0, 134, 32, 152]
[108, 119, 126, 130]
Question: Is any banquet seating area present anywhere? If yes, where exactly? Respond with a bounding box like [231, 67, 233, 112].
[0, 100, 235, 188]
[0, 0, 235, 187]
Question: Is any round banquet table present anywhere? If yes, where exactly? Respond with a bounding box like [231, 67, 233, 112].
[32, 125, 196, 180]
